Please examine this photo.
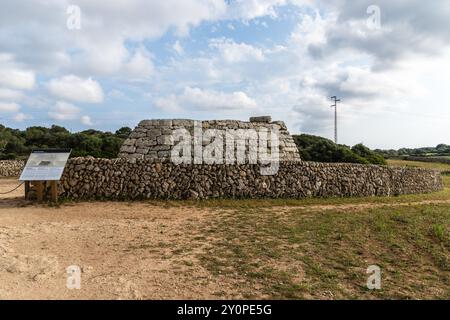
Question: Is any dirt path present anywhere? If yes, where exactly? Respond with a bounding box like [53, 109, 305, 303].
[1, 178, 448, 299]
[279, 199, 450, 213]
[0, 185, 244, 299]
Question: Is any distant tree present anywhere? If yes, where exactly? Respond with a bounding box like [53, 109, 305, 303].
[101, 134, 124, 158]
[377, 143, 450, 158]
[115, 127, 132, 139]
[4, 136, 28, 156]
[292, 134, 387, 165]
[351, 144, 386, 165]
[49, 125, 70, 135]
[0, 123, 129, 159]
[436, 144, 450, 154]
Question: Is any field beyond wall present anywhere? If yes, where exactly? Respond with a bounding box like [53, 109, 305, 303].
[0, 160, 449, 299]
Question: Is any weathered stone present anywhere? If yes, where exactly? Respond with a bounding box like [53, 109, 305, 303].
[127, 154, 144, 159]
[0, 160, 24, 177]
[139, 120, 157, 127]
[120, 146, 136, 153]
[188, 190, 199, 199]
[56, 158, 443, 201]
[122, 139, 136, 146]
[250, 116, 272, 123]
[161, 128, 173, 135]
[157, 120, 173, 126]
[157, 151, 171, 158]
[147, 129, 161, 137]
[173, 119, 194, 127]
[119, 117, 301, 163]
[157, 135, 174, 145]
[136, 148, 149, 154]
[129, 132, 146, 139]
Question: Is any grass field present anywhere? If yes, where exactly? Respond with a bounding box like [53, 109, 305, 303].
[195, 160, 450, 299]
[199, 203, 450, 299]
[387, 159, 450, 172]
[0, 160, 449, 299]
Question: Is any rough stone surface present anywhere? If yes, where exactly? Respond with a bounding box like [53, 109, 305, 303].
[118, 117, 301, 162]
[59, 158, 443, 200]
[0, 160, 24, 177]
[250, 116, 272, 123]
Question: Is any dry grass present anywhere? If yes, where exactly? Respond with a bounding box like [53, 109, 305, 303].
[443, 175, 450, 188]
[198, 204, 450, 299]
[387, 159, 450, 172]
[188, 160, 450, 299]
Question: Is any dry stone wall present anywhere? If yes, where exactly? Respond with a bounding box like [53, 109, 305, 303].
[118, 117, 301, 163]
[0, 160, 25, 177]
[59, 158, 443, 200]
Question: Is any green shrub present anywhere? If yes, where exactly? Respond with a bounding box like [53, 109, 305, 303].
[0, 124, 132, 159]
[292, 134, 387, 165]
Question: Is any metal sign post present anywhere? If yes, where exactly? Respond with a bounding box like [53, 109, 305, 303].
[19, 148, 72, 202]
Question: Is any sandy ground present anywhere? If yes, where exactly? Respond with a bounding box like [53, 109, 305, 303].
[0, 178, 244, 300]
[1, 178, 448, 300]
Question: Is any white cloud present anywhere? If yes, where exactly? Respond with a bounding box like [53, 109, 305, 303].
[155, 86, 257, 111]
[154, 94, 183, 113]
[108, 89, 127, 100]
[13, 112, 30, 122]
[0, 88, 23, 100]
[173, 41, 184, 55]
[48, 101, 80, 120]
[0, 102, 20, 112]
[0, 54, 35, 89]
[47, 75, 104, 103]
[80, 115, 93, 126]
[292, 92, 334, 133]
[143, 6, 450, 148]
[123, 49, 155, 80]
[210, 38, 264, 63]
[226, 0, 287, 20]
[0, 0, 294, 79]
[338, 67, 425, 100]
[1, 0, 450, 148]
[289, 11, 332, 48]
[0, 0, 230, 78]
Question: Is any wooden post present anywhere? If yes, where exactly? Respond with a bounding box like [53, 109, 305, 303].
[36, 181, 44, 202]
[24, 181, 30, 200]
[50, 181, 58, 202]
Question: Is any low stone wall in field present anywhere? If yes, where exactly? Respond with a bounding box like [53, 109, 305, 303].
[59, 158, 443, 200]
[0, 160, 24, 177]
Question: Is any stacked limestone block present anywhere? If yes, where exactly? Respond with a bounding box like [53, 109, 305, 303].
[118, 117, 301, 163]
[0, 160, 25, 177]
[60, 158, 444, 200]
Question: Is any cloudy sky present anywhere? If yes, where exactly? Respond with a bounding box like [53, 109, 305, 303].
[0, 0, 449, 149]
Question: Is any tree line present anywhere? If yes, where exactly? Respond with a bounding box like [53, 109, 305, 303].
[0, 124, 132, 160]
[374, 144, 450, 158]
[1, 123, 387, 165]
[292, 134, 387, 165]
